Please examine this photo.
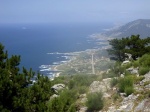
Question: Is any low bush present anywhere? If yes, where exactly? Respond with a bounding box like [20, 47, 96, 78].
[118, 75, 134, 96]
[86, 92, 104, 111]
[78, 86, 88, 94]
[133, 60, 140, 67]
[125, 86, 134, 96]
[139, 67, 150, 75]
[139, 54, 150, 67]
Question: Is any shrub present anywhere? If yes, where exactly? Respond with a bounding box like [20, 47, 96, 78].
[110, 78, 118, 87]
[118, 76, 134, 95]
[86, 92, 104, 111]
[102, 72, 118, 78]
[124, 63, 132, 69]
[125, 86, 134, 96]
[133, 60, 140, 67]
[139, 67, 150, 75]
[139, 54, 150, 67]
[78, 86, 88, 94]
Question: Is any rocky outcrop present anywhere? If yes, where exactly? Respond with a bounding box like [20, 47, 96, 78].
[134, 99, 150, 112]
[51, 84, 66, 93]
[107, 94, 138, 112]
[126, 67, 139, 76]
[122, 60, 130, 66]
[89, 78, 111, 93]
[50, 94, 59, 100]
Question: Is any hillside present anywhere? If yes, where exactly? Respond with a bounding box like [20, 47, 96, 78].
[92, 19, 150, 39]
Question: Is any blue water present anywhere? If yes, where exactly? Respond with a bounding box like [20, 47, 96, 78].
[0, 23, 112, 75]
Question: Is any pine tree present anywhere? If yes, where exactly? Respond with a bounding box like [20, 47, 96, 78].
[0, 43, 52, 112]
[107, 35, 150, 61]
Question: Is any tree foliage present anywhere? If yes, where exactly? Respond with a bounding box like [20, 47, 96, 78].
[0, 43, 52, 112]
[107, 35, 150, 61]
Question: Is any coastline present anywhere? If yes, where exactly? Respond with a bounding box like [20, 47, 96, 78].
[49, 46, 112, 79]
[39, 34, 112, 79]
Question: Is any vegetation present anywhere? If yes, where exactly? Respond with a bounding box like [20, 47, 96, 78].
[108, 35, 150, 61]
[1, 34, 150, 111]
[110, 78, 118, 87]
[0, 42, 107, 111]
[118, 75, 134, 96]
[86, 92, 104, 111]
[48, 90, 76, 112]
[0, 43, 53, 111]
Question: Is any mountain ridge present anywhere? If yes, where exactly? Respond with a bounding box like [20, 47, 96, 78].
[101, 19, 150, 38]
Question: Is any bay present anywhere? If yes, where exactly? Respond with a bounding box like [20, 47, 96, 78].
[0, 23, 112, 75]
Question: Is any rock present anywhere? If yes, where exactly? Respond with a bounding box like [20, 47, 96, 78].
[78, 94, 87, 104]
[125, 53, 132, 61]
[122, 60, 130, 66]
[134, 99, 147, 112]
[120, 93, 127, 97]
[124, 102, 134, 111]
[126, 67, 139, 75]
[89, 78, 111, 93]
[120, 73, 124, 78]
[114, 94, 138, 112]
[78, 107, 87, 112]
[134, 98, 150, 112]
[107, 106, 116, 112]
[103, 93, 111, 98]
[50, 94, 59, 100]
[145, 84, 150, 89]
[140, 71, 150, 86]
[51, 84, 65, 93]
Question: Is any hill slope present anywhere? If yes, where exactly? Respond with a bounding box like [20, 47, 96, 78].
[101, 19, 150, 38]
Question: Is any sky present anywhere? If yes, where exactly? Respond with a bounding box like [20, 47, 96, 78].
[0, 0, 150, 25]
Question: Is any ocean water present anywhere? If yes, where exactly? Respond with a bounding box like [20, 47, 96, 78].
[0, 23, 112, 76]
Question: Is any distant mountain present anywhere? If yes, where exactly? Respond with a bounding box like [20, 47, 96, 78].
[101, 19, 150, 38]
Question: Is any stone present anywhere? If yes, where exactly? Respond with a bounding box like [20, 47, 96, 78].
[134, 99, 147, 112]
[124, 102, 134, 111]
[145, 84, 150, 89]
[103, 93, 111, 98]
[51, 83, 65, 93]
[120, 93, 127, 97]
[89, 78, 111, 93]
[107, 106, 116, 112]
[126, 67, 139, 75]
[125, 53, 132, 60]
[122, 60, 130, 66]
[78, 107, 87, 112]
[50, 94, 59, 100]
[120, 73, 124, 78]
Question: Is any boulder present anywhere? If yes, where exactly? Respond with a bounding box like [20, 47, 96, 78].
[126, 67, 139, 75]
[134, 99, 150, 112]
[50, 94, 59, 100]
[122, 60, 130, 66]
[89, 78, 111, 93]
[51, 84, 65, 93]
[125, 53, 132, 61]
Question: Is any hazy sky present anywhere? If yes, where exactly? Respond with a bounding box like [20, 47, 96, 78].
[0, 0, 150, 25]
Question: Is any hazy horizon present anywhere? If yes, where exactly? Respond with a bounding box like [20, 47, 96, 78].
[1, 0, 150, 27]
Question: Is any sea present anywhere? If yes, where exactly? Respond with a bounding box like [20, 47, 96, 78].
[0, 23, 112, 77]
